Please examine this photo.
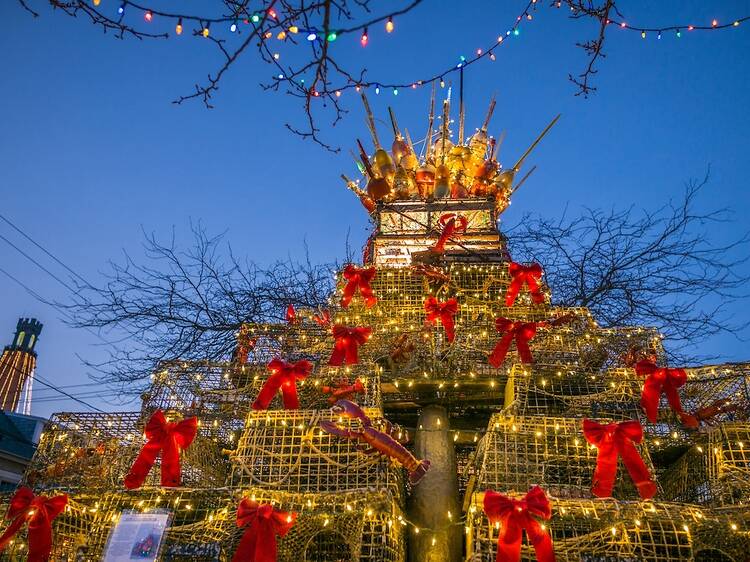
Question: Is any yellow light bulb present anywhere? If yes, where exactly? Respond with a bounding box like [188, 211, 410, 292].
[202, 27, 210, 37]
[289, 26, 299, 33]
[386, 17, 394, 33]
[176, 22, 183, 35]
[93, 0, 101, 5]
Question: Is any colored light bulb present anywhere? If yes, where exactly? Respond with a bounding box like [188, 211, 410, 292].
[144, 10, 152, 22]
[361, 28, 368, 47]
[175, 19, 183, 35]
[327, 31, 337, 42]
[386, 17, 394, 33]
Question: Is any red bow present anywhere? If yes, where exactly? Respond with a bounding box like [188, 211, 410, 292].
[0, 487, 68, 562]
[313, 309, 331, 327]
[252, 358, 313, 410]
[341, 265, 377, 308]
[124, 410, 198, 489]
[489, 318, 537, 367]
[232, 499, 296, 562]
[329, 325, 372, 366]
[285, 304, 298, 325]
[424, 297, 459, 342]
[483, 486, 555, 562]
[635, 360, 688, 423]
[432, 213, 468, 254]
[582, 419, 656, 500]
[506, 262, 545, 306]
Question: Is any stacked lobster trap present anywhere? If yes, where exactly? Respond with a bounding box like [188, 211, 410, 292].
[23, 411, 229, 492]
[470, 414, 657, 501]
[0, 488, 236, 561]
[465, 493, 750, 562]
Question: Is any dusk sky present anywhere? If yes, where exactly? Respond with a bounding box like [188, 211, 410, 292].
[2, 1, 749, 417]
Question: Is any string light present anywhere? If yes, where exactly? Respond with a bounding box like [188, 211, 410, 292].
[361, 27, 369, 47]
[117, 2, 124, 15]
[175, 18, 183, 35]
[202, 23, 210, 38]
[306, 32, 317, 41]
[230, 22, 238, 33]
[93, 0, 101, 6]
[327, 31, 338, 42]
[144, 10, 152, 22]
[386, 16, 394, 33]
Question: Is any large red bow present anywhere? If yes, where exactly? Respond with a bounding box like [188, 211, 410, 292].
[634, 360, 688, 424]
[582, 419, 656, 500]
[232, 499, 296, 562]
[483, 486, 555, 562]
[424, 297, 459, 342]
[329, 325, 372, 366]
[432, 213, 468, 254]
[124, 410, 198, 489]
[252, 358, 313, 410]
[0, 486, 68, 562]
[489, 318, 537, 367]
[341, 265, 377, 308]
[506, 262, 545, 306]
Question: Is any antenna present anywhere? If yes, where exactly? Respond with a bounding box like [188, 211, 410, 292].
[360, 91, 382, 149]
[424, 83, 436, 159]
[481, 96, 497, 132]
[388, 107, 402, 138]
[511, 165, 537, 195]
[511, 114, 561, 172]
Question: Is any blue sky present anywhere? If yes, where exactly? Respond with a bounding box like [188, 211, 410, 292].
[1, 1, 749, 416]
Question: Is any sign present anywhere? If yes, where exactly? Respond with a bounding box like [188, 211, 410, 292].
[102, 510, 171, 561]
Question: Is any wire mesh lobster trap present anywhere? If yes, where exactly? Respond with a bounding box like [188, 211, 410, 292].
[659, 422, 750, 507]
[0, 488, 235, 562]
[509, 365, 642, 420]
[471, 415, 657, 500]
[236, 489, 406, 562]
[643, 364, 750, 454]
[24, 411, 229, 492]
[465, 494, 750, 562]
[228, 408, 406, 503]
[143, 359, 383, 417]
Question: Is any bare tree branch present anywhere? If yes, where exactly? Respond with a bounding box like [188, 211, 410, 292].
[505, 170, 750, 361]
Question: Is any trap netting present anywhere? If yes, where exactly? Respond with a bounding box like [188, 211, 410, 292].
[228, 408, 406, 503]
[243, 489, 405, 562]
[643, 363, 750, 452]
[144, 359, 383, 415]
[24, 411, 228, 492]
[508, 364, 642, 420]
[471, 415, 657, 500]
[465, 494, 750, 562]
[0, 488, 234, 562]
[0, 487, 405, 562]
[659, 422, 750, 507]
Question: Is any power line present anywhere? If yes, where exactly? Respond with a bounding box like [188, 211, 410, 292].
[0, 213, 94, 288]
[0, 232, 78, 294]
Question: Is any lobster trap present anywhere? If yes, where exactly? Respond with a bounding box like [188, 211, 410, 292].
[239, 489, 405, 562]
[24, 411, 228, 492]
[465, 494, 750, 562]
[471, 415, 657, 500]
[228, 408, 406, 502]
[643, 363, 750, 457]
[0, 488, 235, 562]
[659, 422, 750, 507]
[509, 365, 642, 420]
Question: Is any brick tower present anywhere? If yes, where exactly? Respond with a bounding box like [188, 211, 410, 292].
[0, 318, 43, 413]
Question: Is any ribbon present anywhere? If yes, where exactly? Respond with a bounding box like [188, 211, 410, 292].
[582, 419, 657, 500]
[341, 265, 377, 308]
[252, 358, 313, 410]
[424, 296, 459, 342]
[329, 325, 372, 366]
[124, 410, 198, 489]
[488, 318, 537, 367]
[483, 486, 555, 562]
[431, 213, 468, 254]
[634, 360, 688, 423]
[313, 309, 331, 327]
[0, 487, 67, 562]
[505, 262, 545, 306]
[232, 499, 296, 562]
[285, 304, 297, 325]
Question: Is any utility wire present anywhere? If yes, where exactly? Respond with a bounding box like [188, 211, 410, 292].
[0, 213, 94, 288]
[0, 232, 78, 294]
